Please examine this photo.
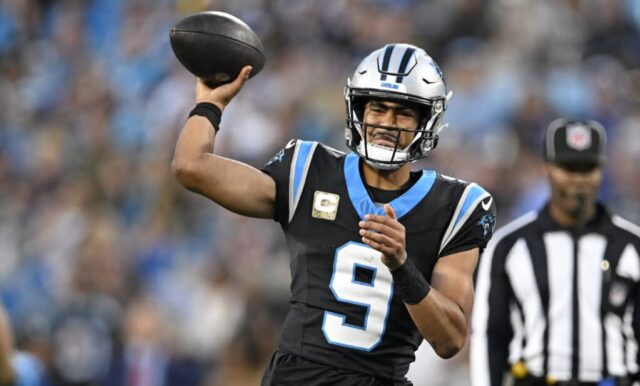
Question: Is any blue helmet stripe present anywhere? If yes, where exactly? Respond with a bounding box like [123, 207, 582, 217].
[379, 44, 395, 81]
[396, 47, 416, 83]
[395, 47, 416, 83]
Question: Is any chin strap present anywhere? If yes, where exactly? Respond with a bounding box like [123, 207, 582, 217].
[363, 158, 403, 171]
[356, 141, 409, 170]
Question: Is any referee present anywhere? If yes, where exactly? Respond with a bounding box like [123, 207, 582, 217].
[471, 119, 640, 386]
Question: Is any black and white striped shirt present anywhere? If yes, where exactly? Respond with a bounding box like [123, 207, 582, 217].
[471, 204, 640, 385]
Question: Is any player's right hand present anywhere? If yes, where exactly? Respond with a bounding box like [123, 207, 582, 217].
[359, 204, 408, 271]
[195, 65, 252, 111]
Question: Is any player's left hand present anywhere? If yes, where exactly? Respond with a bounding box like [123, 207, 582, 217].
[359, 204, 408, 271]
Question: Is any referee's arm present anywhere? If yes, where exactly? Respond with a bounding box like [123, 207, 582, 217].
[471, 238, 514, 386]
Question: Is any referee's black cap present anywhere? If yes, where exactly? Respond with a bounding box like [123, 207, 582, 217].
[543, 119, 607, 166]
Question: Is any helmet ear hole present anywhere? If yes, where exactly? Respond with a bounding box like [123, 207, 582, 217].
[416, 134, 438, 156]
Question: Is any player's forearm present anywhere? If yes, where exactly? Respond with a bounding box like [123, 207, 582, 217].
[173, 115, 220, 186]
[406, 288, 469, 358]
[172, 116, 276, 218]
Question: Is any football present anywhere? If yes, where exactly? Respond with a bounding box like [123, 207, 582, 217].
[169, 11, 265, 87]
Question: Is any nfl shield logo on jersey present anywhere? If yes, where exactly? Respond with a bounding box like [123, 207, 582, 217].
[312, 191, 340, 221]
[566, 124, 592, 151]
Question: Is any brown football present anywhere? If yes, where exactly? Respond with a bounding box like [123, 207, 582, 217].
[170, 11, 265, 86]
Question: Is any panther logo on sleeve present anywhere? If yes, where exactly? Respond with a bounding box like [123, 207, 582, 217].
[265, 148, 285, 166]
[478, 213, 496, 238]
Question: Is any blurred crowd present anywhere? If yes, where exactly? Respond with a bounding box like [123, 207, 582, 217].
[1, 0, 640, 385]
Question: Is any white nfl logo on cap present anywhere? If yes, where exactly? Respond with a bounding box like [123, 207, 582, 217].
[566, 124, 592, 151]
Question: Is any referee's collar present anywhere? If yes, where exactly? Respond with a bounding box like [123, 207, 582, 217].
[539, 202, 611, 234]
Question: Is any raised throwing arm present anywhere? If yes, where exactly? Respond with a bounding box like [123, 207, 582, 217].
[172, 66, 276, 219]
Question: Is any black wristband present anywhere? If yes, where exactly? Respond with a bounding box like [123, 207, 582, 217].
[391, 258, 431, 305]
[189, 102, 222, 132]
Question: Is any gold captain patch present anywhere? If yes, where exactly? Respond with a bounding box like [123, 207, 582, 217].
[312, 191, 340, 221]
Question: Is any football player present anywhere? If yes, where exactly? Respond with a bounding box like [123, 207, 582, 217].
[173, 43, 496, 386]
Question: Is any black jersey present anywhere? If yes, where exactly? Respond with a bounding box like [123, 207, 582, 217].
[261, 140, 497, 380]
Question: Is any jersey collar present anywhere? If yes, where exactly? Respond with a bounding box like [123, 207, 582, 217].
[344, 152, 436, 220]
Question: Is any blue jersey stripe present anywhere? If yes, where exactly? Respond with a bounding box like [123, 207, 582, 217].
[344, 153, 436, 220]
[454, 184, 488, 228]
[292, 141, 315, 203]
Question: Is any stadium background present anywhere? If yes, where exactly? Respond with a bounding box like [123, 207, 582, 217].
[1, 0, 640, 385]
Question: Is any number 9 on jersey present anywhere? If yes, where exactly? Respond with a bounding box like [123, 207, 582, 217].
[322, 242, 394, 351]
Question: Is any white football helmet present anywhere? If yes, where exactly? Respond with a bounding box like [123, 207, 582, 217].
[345, 43, 451, 170]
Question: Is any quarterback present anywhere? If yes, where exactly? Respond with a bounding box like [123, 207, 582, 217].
[173, 44, 496, 386]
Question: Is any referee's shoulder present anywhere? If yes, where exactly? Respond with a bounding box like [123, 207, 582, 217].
[611, 214, 640, 243]
[486, 211, 539, 252]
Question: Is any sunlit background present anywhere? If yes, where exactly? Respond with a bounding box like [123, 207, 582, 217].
[1, 0, 640, 385]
